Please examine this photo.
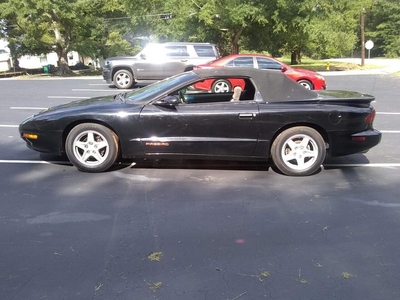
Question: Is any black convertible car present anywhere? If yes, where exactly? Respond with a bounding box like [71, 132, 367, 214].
[19, 68, 381, 176]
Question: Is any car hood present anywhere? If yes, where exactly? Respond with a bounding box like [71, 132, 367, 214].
[291, 67, 320, 76]
[43, 94, 121, 113]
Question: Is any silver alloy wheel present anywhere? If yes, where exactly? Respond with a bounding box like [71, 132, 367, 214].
[114, 70, 133, 89]
[72, 130, 110, 167]
[212, 80, 231, 93]
[280, 134, 319, 171]
[271, 126, 325, 176]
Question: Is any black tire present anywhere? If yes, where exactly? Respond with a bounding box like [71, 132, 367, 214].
[271, 126, 326, 176]
[211, 79, 231, 93]
[297, 79, 313, 90]
[65, 123, 119, 172]
[113, 69, 134, 89]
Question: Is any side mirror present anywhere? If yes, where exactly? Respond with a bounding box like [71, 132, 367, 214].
[140, 53, 146, 60]
[281, 66, 288, 72]
[154, 96, 180, 107]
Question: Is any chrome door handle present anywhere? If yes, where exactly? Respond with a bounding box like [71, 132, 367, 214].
[239, 113, 255, 119]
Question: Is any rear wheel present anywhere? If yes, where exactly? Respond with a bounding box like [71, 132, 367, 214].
[114, 69, 134, 89]
[297, 79, 313, 90]
[211, 79, 231, 93]
[271, 126, 325, 176]
[65, 123, 119, 172]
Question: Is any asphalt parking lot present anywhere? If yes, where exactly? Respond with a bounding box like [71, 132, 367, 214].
[1, 73, 399, 300]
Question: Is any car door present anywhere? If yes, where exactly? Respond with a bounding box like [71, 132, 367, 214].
[134, 44, 165, 80]
[138, 100, 260, 157]
[162, 45, 191, 78]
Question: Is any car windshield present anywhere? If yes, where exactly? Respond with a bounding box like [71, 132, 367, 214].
[124, 72, 199, 103]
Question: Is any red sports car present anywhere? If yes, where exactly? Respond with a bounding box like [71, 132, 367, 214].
[193, 54, 326, 92]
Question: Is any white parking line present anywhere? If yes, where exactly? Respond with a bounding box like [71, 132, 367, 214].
[10, 107, 47, 110]
[323, 163, 400, 168]
[0, 125, 18, 128]
[0, 160, 71, 165]
[377, 112, 400, 115]
[72, 89, 121, 92]
[48, 96, 91, 99]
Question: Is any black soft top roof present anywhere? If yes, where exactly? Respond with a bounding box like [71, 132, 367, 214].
[192, 67, 318, 102]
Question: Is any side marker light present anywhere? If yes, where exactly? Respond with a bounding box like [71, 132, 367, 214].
[23, 133, 38, 140]
[352, 137, 366, 142]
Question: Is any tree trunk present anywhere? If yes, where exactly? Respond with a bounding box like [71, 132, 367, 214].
[296, 47, 302, 64]
[290, 51, 297, 65]
[8, 40, 22, 71]
[55, 46, 73, 75]
[57, 57, 73, 75]
[231, 28, 243, 54]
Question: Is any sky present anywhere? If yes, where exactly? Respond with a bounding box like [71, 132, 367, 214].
[0, 39, 9, 50]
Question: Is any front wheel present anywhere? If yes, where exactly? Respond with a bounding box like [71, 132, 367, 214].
[65, 123, 119, 172]
[113, 69, 134, 89]
[271, 127, 326, 176]
[297, 79, 313, 90]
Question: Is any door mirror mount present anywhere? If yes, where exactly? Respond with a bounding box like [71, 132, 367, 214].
[154, 96, 180, 107]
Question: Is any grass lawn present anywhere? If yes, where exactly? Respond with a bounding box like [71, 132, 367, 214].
[278, 57, 381, 72]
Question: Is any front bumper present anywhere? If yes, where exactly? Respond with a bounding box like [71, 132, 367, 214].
[102, 68, 112, 84]
[19, 119, 64, 155]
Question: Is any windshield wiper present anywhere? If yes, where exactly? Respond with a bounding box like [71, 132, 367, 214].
[115, 92, 127, 102]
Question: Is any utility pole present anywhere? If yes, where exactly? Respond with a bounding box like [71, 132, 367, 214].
[361, 9, 365, 67]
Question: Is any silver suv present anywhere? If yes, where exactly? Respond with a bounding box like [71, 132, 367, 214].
[102, 42, 219, 89]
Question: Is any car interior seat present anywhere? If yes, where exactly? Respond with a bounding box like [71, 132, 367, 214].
[231, 86, 243, 102]
[240, 80, 256, 100]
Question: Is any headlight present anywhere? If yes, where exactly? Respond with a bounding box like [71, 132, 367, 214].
[315, 74, 325, 80]
[20, 115, 34, 125]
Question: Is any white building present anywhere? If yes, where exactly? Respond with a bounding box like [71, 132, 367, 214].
[18, 51, 80, 69]
[0, 39, 11, 71]
[0, 38, 82, 71]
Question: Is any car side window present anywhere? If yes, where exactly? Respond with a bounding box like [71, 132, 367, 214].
[256, 57, 282, 70]
[225, 57, 254, 67]
[164, 46, 190, 57]
[193, 45, 217, 57]
[178, 78, 257, 104]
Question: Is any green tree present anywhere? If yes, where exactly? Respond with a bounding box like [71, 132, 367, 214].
[0, 0, 109, 73]
[120, 0, 269, 56]
[306, 0, 374, 59]
[367, 0, 400, 57]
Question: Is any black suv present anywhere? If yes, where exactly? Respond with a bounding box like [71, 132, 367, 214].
[102, 42, 219, 89]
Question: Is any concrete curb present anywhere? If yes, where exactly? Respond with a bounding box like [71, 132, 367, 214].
[319, 68, 400, 76]
[320, 58, 400, 76]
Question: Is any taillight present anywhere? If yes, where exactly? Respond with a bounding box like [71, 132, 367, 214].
[365, 109, 376, 125]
